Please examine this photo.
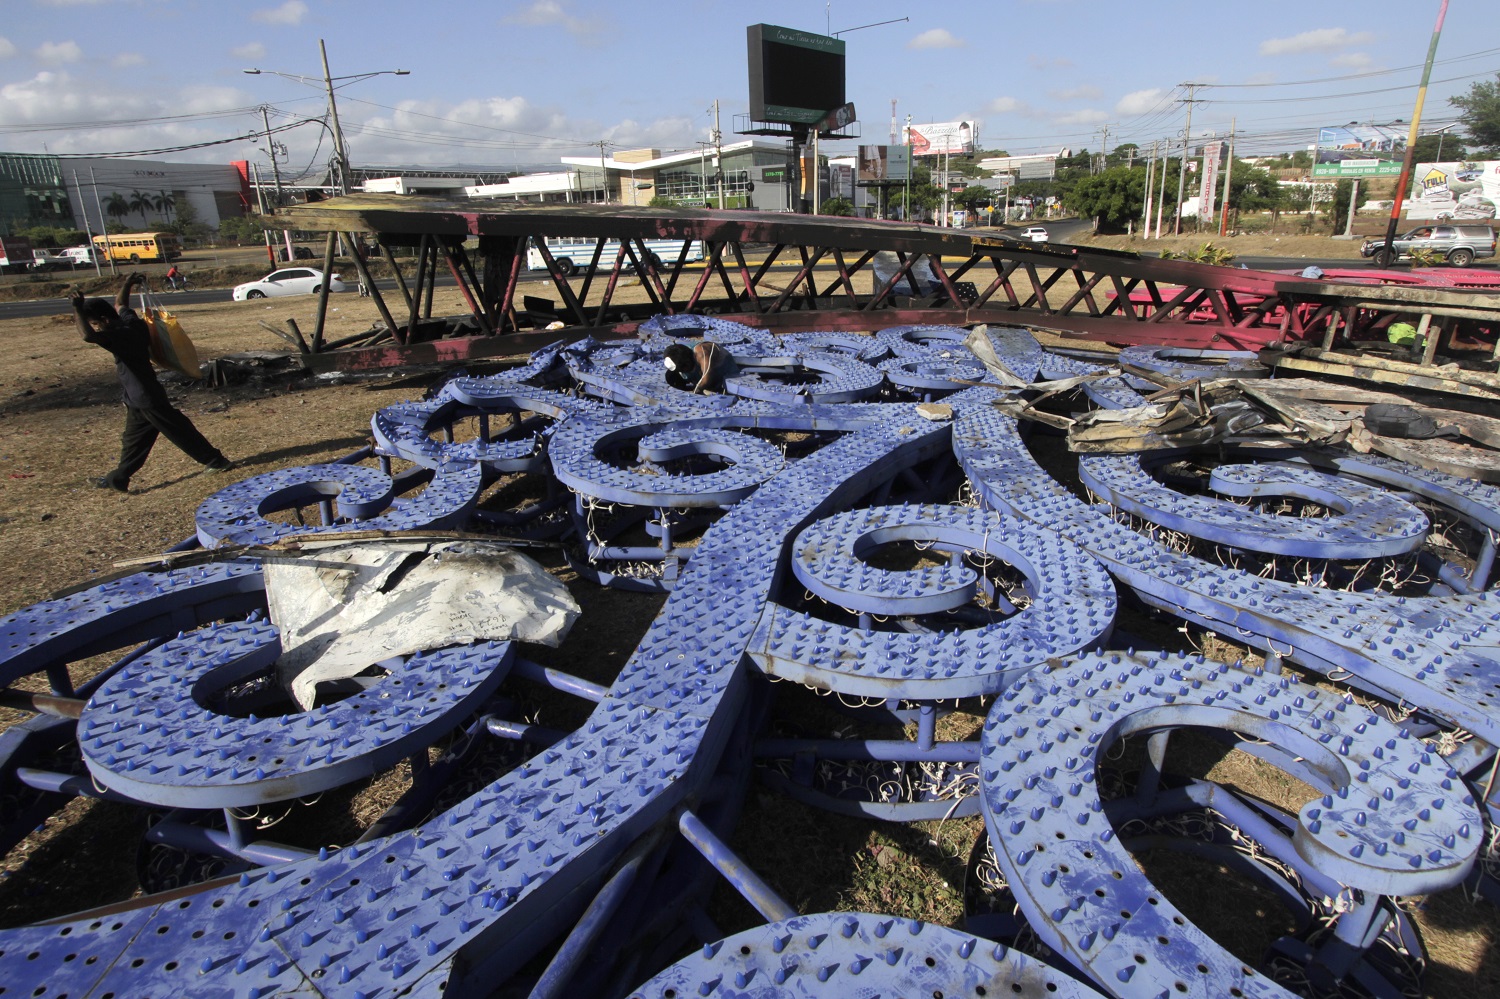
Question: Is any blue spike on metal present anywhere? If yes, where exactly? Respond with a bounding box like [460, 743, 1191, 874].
[1080, 453, 1431, 558]
[196, 460, 482, 546]
[78, 622, 516, 807]
[979, 650, 1480, 997]
[954, 404, 1500, 748]
[630, 911, 1105, 997]
[752, 503, 1116, 699]
[4, 315, 1498, 999]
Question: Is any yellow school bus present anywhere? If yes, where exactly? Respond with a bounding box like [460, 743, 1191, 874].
[92, 232, 182, 263]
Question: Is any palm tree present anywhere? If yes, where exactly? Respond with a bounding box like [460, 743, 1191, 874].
[153, 190, 176, 222]
[127, 189, 151, 226]
[104, 193, 129, 225]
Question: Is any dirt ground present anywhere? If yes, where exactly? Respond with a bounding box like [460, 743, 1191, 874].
[0, 286, 1497, 996]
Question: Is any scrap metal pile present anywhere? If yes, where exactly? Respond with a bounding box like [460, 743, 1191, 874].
[1, 316, 1498, 998]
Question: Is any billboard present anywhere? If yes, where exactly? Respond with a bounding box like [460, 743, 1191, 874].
[747, 24, 846, 126]
[857, 145, 910, 183]
[1312, 159, 1404, 178]
[905, 121, 975, 157]
[1200, 142, 1226, 224]
[1403, 160, 1500, 220]
[1315, 123, 1405, 164]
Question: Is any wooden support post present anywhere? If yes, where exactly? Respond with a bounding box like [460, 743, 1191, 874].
[1418, 313, 1440, 366]
[1320, 309, 1341, 351]
[381, 243, 413, 313]
[443, 242, 493, 335]
[423, 244, 436, 320]
[407, 235, 429, 342]
[347, 234, 401, 338]
[311, 230, 337, 352]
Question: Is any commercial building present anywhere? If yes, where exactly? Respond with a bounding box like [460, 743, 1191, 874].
[0, 151, 250, 236]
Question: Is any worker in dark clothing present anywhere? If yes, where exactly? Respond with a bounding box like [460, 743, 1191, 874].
[663, 341, 738, 394]
[69, 272, 232, 492]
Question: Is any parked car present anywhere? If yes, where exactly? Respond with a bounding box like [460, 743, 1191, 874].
[277, 245, 316, 261]
[232, 267, 346, 300]
[60, 246, 97, 266]
[1361, 224, 1496, 267]
[1021, 226, 1049, 243]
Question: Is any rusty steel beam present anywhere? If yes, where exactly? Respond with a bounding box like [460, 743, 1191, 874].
[273, 196, 1500, 370]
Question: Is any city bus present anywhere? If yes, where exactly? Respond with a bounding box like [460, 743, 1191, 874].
[526, 236, 704, 277]
[92, 232, 182, 263]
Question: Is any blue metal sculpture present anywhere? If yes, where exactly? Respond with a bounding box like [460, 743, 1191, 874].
[0, 320, 1495, 999]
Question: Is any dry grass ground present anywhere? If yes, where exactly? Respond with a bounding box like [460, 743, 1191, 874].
[0, 281, 1497, 996]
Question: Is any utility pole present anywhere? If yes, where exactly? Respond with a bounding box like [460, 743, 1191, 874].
[1220, 117, 1237, 238]
[1174, 83, 1205, 235]
[71, 170, 102, 276]
[1155, 140, 1168, 239]
[595, 140, 609, 202]
[319, 39, 352, 195]
[89, 167, 117, 275]
[890, 98, 898, 144]
[712, 99, 724, 209]
[904, 114, 912, 222]
[259, 105, 294, 260]
[1141, 140, 1156, 237]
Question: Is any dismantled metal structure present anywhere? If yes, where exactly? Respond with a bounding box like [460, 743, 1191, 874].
[271, 196, 1500, 372]
[3, 311, 1499, 998]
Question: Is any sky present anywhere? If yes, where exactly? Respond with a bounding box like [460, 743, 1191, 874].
[3, 0, 1499, 182]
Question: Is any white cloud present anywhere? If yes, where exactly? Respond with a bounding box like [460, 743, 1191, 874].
[0, 37, 16, 59]
[1331, 52, 1374, 69]
[1259, 28, 1373, 56]
[502, 1, 604, 41]
[1054, 109, 1109, 126]
[36, 40, 82, 64]
[908, 29, 964, 50]
[252, 1, 308, 26]
[987, 96, 1028, 114]
[1050, 85, 1101, 102]
[1027, 54, 1073, 70]
[232, 42, 267, 61]
[112, 52, 145, 68]
[1115, 88, 1166, 115]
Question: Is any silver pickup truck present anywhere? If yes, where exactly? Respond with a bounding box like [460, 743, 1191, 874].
[1361, 224, 1497, 267]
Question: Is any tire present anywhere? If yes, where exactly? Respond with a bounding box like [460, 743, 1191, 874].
[1448, 248, 1474, 267]
[554, 258, 576, 278]
[311, 285, 322, 294]
[246, 289, 266, 299]
[1372, 248, 1394, 268]
[648, 253, 664, 270]
[129, 253, 140, 263]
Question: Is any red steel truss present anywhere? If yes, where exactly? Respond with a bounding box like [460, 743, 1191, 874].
[272, 196, 1500, 372]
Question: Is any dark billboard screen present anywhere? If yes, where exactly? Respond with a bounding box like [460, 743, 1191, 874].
[747, 23, 845, 126]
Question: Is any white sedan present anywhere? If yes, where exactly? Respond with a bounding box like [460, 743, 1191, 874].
[232, 267, 347, 300]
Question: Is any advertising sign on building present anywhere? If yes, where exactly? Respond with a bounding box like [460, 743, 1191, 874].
[857, 145, 910, 183]
[1199, 142, 1225, 223]
[1403, 160, 1500, 220]
[904, 121, 975, 157]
